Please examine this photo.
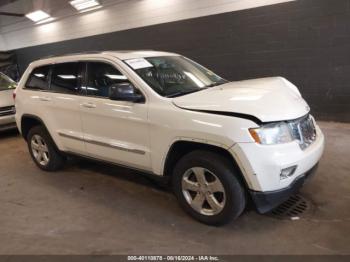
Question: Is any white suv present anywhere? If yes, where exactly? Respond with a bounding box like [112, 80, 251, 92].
[15, 51, 324, 225]
[0, 72, 17, 131]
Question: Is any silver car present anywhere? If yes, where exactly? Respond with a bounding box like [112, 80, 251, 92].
[0, 72, 16, 131]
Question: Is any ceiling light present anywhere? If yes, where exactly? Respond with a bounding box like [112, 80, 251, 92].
[36, 17, 55, 25]
[34, 73, 45, 78]
[58, 75, 77, 79]
[25, 10, 51, 22]
[105, 74, 127, 80]
[70, 0, 101, 11]
[79, 5, 102, 13]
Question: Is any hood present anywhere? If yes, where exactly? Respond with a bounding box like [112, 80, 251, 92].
[172, 77, 310, 123]
[0, 89, 15, 108]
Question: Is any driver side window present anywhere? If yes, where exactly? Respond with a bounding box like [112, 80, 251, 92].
[86, 62, 129, 98]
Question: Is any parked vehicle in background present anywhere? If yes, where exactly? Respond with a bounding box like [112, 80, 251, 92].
[14, 51, 324, 225]
[0, 72, 17, 132]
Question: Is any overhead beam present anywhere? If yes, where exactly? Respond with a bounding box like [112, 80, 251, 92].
[0, 11, 24, 17]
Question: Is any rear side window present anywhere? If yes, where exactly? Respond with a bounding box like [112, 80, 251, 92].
[25, 65, 50, 90]
[51, 62, 82, 94]
[86, 62, 129, 98]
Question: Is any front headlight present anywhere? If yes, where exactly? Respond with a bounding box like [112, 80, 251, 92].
[249, 122, 293, 145]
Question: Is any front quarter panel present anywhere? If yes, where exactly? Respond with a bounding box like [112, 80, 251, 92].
[149, 101, 258, 175]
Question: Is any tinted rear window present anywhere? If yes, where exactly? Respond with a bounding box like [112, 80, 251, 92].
[51, 62, 81, 94]
[25, 65, 51, 90]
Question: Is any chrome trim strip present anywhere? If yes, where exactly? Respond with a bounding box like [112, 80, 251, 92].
[58, 132, 85, 142]
[0, 123, 17, 131]
[0, 111, 15, 117]
[0, 106, 16, 117]
[58, 132, 146, 155]
[84, 137, 146, 155]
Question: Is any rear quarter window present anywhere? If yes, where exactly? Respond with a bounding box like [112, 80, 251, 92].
[25, 65, 51, 90]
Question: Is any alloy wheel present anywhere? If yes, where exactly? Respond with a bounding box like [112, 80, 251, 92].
[182, 167, 226, 216]
[31, 134, 50, 166]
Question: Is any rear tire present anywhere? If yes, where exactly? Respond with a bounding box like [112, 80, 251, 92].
[27, 125, 65, 171]
[172, 150, 246, 226]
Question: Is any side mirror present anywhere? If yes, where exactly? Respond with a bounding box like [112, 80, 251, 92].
[109, 82, 144, 102]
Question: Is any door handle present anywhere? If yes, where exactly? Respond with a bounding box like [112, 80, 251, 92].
[81, 102, 96, 108]
[39, 96, 51, 102]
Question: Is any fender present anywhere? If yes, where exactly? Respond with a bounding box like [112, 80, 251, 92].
[161, 137, 232, 174]
[21, 114, 51, 140]
[161, 138, 251, 190]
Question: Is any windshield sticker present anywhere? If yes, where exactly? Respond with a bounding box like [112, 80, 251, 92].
[125, 58, 153, 70]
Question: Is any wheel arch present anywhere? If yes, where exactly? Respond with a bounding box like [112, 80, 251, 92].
[21, 114, 64, 156]
[21, 114, 49, 141]
[163, 140, 249, 189]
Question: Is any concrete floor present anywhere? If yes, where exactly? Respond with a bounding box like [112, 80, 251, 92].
[0, 122, 349, 255]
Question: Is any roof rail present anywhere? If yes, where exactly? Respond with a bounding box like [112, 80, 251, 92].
[39, 51, 103, 60]
[38, 50, 155, 60]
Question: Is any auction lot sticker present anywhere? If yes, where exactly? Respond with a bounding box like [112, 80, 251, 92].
[125, 58, 153, 70]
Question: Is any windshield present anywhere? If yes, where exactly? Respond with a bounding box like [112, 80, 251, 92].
[0, 73, 16, 91]
[124, 56, 228, 97]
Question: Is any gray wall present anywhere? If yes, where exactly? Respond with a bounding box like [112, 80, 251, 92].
[0, 51, 19, 81]
[0, 0, 294, 50]
[14, 0, 350, 122]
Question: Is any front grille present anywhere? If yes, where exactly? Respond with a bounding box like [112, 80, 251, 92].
[0, 106, 16, 117]
[288, 115, 316, 150]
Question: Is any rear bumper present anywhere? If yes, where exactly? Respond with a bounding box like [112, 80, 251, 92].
[249, 163, 318, 213]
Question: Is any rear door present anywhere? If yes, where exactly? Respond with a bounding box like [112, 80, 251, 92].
[48, 62, 86, 154]
[22, 63, 85, 153]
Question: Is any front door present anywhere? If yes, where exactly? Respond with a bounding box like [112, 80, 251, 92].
[80, 61, 151, 171]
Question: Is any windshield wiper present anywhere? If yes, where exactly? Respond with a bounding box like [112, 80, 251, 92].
[166, 89, 207, 98]
[166, 81, 228, 98]
[205, 81, 228, 88]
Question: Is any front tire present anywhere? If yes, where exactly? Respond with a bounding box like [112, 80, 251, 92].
[27, 125, 65, 171]
[172, 150, 246, 225]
